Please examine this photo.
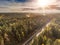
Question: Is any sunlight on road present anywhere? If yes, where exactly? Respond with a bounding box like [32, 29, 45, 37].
[46, 22, 51, 27]
[36, 22, 51, 37]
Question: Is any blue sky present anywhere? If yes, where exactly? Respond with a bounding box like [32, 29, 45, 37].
[15, 0, 28, 2]
[0, 0, 29, 2]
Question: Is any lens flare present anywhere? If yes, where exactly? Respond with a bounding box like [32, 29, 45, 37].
[36, 0, 56, 8]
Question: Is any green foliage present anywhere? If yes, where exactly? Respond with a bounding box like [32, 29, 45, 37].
[31, 19, 60, 45]
[0, 14, 50, 45]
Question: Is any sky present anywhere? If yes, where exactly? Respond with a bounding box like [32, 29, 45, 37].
[0, 0, 27, 2]
[0, 0, 60, 13]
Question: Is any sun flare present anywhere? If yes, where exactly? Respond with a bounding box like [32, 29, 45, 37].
[36, 0, 56, 8]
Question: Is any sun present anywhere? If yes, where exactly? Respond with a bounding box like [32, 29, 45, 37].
[36, 0, 56, 8]
[37, 0, 50, 7]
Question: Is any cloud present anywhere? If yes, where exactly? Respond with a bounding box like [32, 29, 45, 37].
[0, 0, 60, 13]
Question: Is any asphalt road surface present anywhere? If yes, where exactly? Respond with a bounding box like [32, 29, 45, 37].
[22, 19, 53, 45]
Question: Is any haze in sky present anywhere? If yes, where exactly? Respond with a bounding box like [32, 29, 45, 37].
[0, 0, 60, 13]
